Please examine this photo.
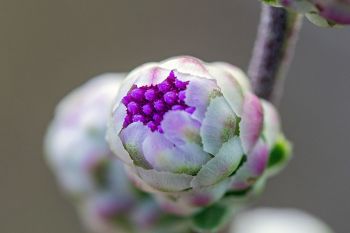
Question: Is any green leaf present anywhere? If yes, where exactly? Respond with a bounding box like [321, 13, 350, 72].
[191, 204, 231, 233]
[268, 135, 292, 171]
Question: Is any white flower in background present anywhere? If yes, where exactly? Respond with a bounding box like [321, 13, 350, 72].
[230, 208, 334, 233]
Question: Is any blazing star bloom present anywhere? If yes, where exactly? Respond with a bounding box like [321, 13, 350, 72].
[230, 208, 334, 233]
[45, 74, 168, 233]
[263, 0, 350, 26]
[107, 56, 291, 214]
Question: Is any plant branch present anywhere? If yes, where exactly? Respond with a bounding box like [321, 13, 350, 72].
[248, 4, 303, 102]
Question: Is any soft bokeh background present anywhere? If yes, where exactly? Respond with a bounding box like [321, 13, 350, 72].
[1, 1, 349, 232]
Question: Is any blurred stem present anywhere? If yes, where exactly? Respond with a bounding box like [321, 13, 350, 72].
[248, 4, 303, 102]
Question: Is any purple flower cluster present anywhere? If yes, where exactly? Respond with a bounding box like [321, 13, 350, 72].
[122, 71, 195, 132]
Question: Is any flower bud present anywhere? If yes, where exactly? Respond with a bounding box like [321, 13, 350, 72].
[45, 74, 167, 233]
[107, 56, 291, 214]
[230, 208, 334, 233]
[263, 0, 350, 26]
[45, 74, 128, 197]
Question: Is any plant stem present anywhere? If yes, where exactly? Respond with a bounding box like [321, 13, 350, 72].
[248, 4, 303, 102]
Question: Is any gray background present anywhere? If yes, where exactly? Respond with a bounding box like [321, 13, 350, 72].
[1, 1, 349, 232]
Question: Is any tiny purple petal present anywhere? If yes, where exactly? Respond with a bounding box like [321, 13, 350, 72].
[142, 104, 153, 115]
[157, 80, 171, 93]
[163, 91, 177, 105]
[154, 100, 166, 112]
[122, 95, 132, 105]
[144, 89, 156, 101]
[175, 79, 188, 90]
[153, 113, 162, 123]
[167, 70, 176, 80]
[133, 114, 146, 123]
[147, 121, 157, 131]
[172, 105, 185, 111]
[123, 115, 132, 127]
[127, 102, 139, 114]
[185, 106, 195, 114]
[123, 121, 129, 128]
[130, 88, 145, 101]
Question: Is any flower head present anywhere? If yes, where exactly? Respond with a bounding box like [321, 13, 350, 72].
[263, 0, 350, 27]
[108, 56, 291, 214]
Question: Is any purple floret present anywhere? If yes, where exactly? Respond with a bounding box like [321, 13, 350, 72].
[142, 104, 153, 115]
[127, 102, 139, 115]
[144, 89, 156, 101]
[130, 88, 145, 101]
[122, 71, 195, 132]
[163, 91, 177, 105]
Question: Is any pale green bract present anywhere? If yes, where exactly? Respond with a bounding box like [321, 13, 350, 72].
[107, 56, 291, 215]
[262, 0, 350, 27]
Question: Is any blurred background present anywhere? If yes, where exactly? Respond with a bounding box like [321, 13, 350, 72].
[1, 0, 349, 232]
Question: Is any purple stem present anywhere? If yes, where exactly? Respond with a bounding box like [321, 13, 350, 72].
[248, 4, 303, 102]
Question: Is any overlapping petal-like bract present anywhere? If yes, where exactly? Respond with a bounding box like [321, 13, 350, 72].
[263, 0, 350, 27]
[108, 56, 291, 215]
[230, 208, 334, 233]
[44, 74, 166, 233]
